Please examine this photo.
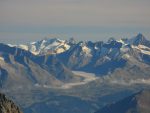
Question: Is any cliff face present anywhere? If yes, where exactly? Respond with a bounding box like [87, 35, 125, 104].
[0, 93, 22, 113]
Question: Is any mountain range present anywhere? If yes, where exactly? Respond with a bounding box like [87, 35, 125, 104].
[0, 33, 150, 113]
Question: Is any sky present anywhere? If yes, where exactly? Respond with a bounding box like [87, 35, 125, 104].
[0, 0, 150, 44]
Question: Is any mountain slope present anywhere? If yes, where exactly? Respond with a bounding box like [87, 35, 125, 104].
[0, 33, 150, 113]
[57, 34, 150, 75]
[95, 90, 150, 113]
[0, 43, 82, 89]
[3, 33, 150, 84]
[129, 33, 150, 47]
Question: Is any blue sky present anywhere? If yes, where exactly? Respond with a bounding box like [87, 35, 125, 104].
[0, 0, 150, 44]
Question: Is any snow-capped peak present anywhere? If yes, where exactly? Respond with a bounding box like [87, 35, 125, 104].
[17, 38, 72, 55]
[7, 44, 16, 47]
[117, 39, 125, 45]
[6, 34, 149, 58]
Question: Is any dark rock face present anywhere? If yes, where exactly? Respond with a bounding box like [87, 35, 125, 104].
[0, 93, 22, 113]
[0, 67, 8, 88]
[95, 90, 150, 113]
[132, 33, 150, 47]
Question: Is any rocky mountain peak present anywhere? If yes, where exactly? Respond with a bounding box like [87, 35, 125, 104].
[133, 33, 146, 43]
[129, 33, 149, 46]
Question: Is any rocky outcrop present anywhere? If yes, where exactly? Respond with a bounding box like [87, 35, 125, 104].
[0, 93, 22, 113]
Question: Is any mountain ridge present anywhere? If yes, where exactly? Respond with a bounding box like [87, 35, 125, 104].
[0, 33, 150, 113]
[95, 90, 150, 113]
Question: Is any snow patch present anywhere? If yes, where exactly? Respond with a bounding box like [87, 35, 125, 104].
[82, 46, 91, 54]
[94, 46, 99, 50]
[132, 45, 150, 55]
[30, 42, 36, 45]
[7, 44, 16, 47]
[122, 54, 130, 59]
[0, 56, 4, 61]
[117, 39, 125, 45]
[138, 44, 150, 50]
[18, 45, 28, 51]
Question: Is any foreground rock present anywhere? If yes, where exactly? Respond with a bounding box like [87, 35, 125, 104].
[0, 93, 22, 113]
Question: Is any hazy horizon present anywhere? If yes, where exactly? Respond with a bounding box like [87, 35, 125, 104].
[0, 0, 150, 44]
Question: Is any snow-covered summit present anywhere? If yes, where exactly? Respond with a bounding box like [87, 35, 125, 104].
[5, 34, 150, 57]
[17, 38, 73, 55]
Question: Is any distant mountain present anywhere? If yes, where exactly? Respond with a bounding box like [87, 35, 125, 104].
[128, 33, 150, 47]
[56, 33, 150, 76]
[16, 38, 75, 55]
[0, 93, 22, 113]
[8, 34, 150, 59]
[7, 34, 150, 67]
[95, 90, 150, 113]
[0, 33, 150, 113]
[0, 43, 82, 90]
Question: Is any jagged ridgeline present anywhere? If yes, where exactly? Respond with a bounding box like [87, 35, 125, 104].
[0, 34, 150, 113]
